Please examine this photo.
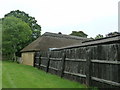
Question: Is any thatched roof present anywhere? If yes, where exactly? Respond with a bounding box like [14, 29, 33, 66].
[21, 32, 90, 52]
[53, 34, 120, 51]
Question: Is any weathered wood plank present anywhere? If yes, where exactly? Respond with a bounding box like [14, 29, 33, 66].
[40, 64, 47, 68]
[91, 60, 120, 64]
[41, 57, 48, 59]
[65, 58, 86, 62]
[86, 48, 92, 86]
[60, 52, 66, 77]
[46, 53, 51, 72]
[49, 66, 59, 71]
[38, 55, 41, 69]
[92, 77, 120, 87]
[116, 44, 120, 83]
[64, 71, 86, 78]
[50, 58, 62, 61]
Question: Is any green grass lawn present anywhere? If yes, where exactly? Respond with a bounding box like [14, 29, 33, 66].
[2, 61, 87, 88]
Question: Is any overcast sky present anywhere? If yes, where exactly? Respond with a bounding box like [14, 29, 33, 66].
[0, 0, 119, 37]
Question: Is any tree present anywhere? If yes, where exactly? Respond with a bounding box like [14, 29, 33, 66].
[70, 31, 88, 38]
[95, 34, 104, 39]
[106, 32, 120, 37]
[4, 10, 41, 41]
[2, 16, 32, 60]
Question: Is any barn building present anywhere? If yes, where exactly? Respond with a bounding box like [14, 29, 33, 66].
[20, 32, 90, 66]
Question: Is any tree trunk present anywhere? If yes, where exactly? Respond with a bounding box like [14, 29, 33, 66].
[13, 52, 16, 62]
[13, 45, 17, 62]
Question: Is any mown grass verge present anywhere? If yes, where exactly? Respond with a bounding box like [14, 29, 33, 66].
[2, 61, 88, 88]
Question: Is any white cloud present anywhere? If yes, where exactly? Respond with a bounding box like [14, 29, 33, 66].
[0, 0, 119, 37]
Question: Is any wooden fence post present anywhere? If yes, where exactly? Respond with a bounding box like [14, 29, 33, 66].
[86, 48, 92, 86]
[60, 52, 66, 77]
[46, 52, 51, 72]
[117, 44, 120, 83]
[38, 54, 41, 69]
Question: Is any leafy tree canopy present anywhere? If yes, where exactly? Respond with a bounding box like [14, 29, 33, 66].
[106, 32, 120, 37]
[2, 16, 32, 60]
[4, 10, 41, 41]
[95, 34, 104, 39]
[70, 31, 88, 38]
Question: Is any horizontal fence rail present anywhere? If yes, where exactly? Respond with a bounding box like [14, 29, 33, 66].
[91, 60, 120, 64]
[64, 71, 86, 78]
[91, 77, 120, 87]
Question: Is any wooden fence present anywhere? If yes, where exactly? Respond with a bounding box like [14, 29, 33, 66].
[34, 42, 120, 88]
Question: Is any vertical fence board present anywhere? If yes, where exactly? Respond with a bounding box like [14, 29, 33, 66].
[46, 52, 51, 72]
[117, 44, 120, 83]
[60, 52, 66, 77]
[38, 54, 41, 69]
[86, 48, 92, 86]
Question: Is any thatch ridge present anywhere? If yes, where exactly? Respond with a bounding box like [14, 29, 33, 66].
[43, 32, 89, 40]
[53, 35, 120, 51]
[21, 32, 90, 52]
